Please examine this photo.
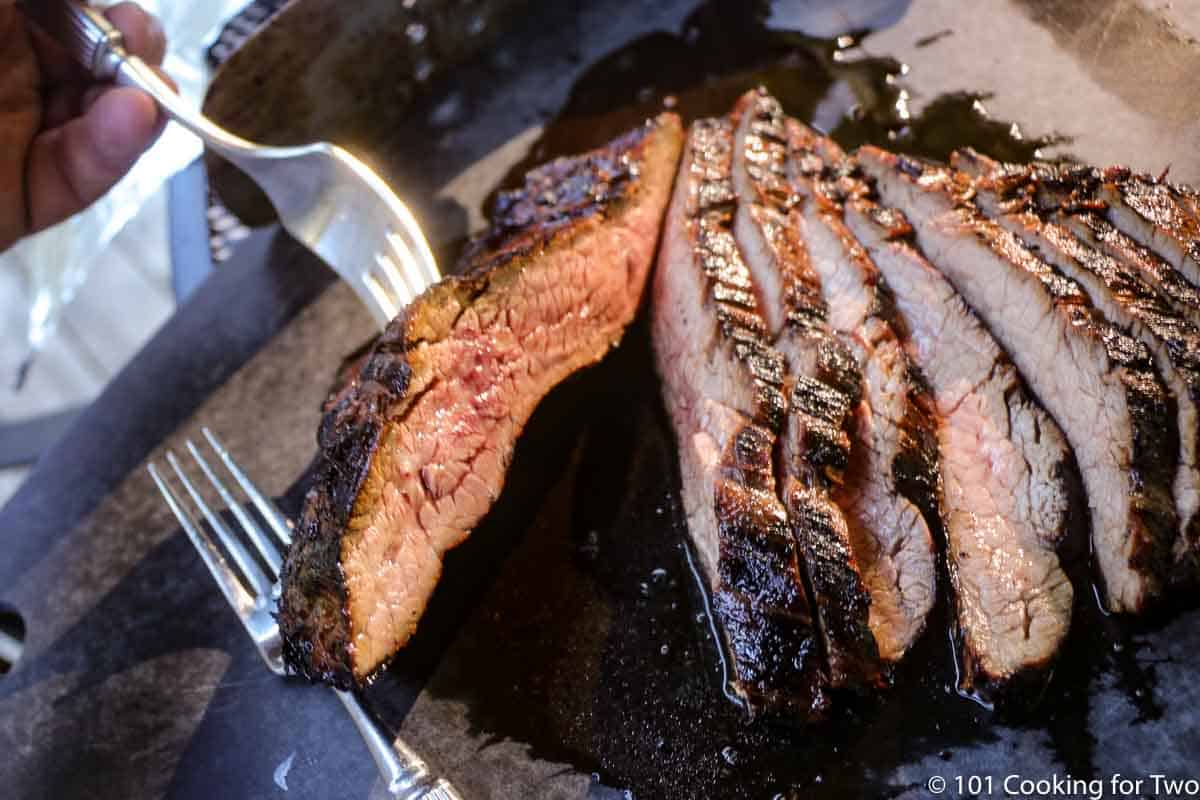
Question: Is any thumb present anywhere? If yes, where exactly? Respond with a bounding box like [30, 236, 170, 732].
[24, 85, 164, 233]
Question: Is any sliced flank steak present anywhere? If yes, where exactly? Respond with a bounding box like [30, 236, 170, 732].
[730, 89, 882, 689]
[959, 150, 1200, 586]
[1099, 168, 1200, 289]
[653, 116, 828, 717]
[784, 120, 939, 664]
[279, 115, 684, 686]
[845, 191, 1076, 695]
[859, 146, 1179, 614]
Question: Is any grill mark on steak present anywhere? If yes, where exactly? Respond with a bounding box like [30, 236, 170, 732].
[958, 151, 1200, 586]
[730, 89, 881, 689]
[653, 117, 828, 718]
[279, 114, 684, 686]
[965, 154, 1200, 333]
[1066, 213, 1200, 330]
[783, 121, 939, 665]
[859, 146, 1179, 614]
[844, 190, 1075, 696]
[1097, 168, 1200, 290]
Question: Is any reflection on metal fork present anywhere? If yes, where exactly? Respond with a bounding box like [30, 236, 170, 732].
[148, 428, 463, 799]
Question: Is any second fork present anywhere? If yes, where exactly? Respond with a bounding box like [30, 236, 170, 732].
[149, 428, 461, 800]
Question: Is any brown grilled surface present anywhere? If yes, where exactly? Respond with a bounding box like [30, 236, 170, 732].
[845, 190, 1075, 697]
[976, 154, 1200, 347]
[652, 117, 828, 718]
[859, 146, 1179, 614]
[1066, 213, 1200, 329]
[1100, 169, 1200, 287]
[714, 423, 829, 716]
[784, 120, 939, 665]
[457, 123, 659, 274]
[730, 89, 881, 689]
[959, 151, 1200, 587]
[279, 114, 683, 686]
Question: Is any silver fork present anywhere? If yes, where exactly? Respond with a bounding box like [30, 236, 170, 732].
[148, 428, 462, 800]
[26, 0, 440, 329]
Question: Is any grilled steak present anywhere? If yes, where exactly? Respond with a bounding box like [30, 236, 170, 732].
[859, 146, 1179, 614]
[983, 160, 1200, 330]
[783, 122, 939, 664]
[1098, 169, 1200, 288]
[653, 116, 828, 717]
[959, 151, 1200, 585]
[845, 194, 1075, 694]
[1066, 213, 1200, 330]
[730, 89, 881, 689]
[279, 114, 684, 685]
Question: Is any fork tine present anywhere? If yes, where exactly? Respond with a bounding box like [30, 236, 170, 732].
[167, 451, 274, 601]
[386, 198, 439, 286]
[362, 273, 402, 330]
[386, 231, 433, 297]
[148, 463, 257, 616]
[201, 428, 294, 548]
[187, 440, 283, 580]
[374, 252, 415, 304]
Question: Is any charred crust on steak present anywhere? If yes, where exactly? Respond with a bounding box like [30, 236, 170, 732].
[457, 123, 651, 276]
[730, 90, 887, 687]
[690, 118, 789, 431]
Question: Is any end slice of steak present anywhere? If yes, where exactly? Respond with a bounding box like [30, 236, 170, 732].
[653, 117, 827, 718]
[845, 194, 1075, 694]
[730, 89, 881, 689]
[783, 121, 939, 664]
[958, 150, 1200, 586]
[858, 146, 1179, 614]
[279, 114, 685, 686]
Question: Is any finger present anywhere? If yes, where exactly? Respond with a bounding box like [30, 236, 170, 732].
[104, 3, 167, 66]
[24, 86, 162, 233]
[42, 84, 85, 128]
[24, 12, 86, 85]
[46, 62, 175, 129]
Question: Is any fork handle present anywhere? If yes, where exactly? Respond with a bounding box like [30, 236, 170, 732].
[22, 0, 272, 164]
[334, 689, 463, 800]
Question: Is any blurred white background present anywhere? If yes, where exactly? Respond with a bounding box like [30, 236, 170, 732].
[0, 0, 250, 506]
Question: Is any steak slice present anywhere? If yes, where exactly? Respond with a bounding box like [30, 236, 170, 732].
[783, 121, 939, 664]
[958, 151, 1200, 585]
[845, 194, 1075, 695]
[966, 155, 1200, 336]
[1066, 213, 1200, 331]
[279, 114, 684, 685]
[730, 89, 881, 689]
[858, 146, 1179, 614]
[1098, 168, 1200, 288]
[653, 117, 827, 717]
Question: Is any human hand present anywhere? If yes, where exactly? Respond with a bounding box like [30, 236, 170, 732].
[0, 2, 169, 252]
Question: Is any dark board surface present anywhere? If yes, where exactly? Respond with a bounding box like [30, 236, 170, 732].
[3, 1, 1200, 797]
